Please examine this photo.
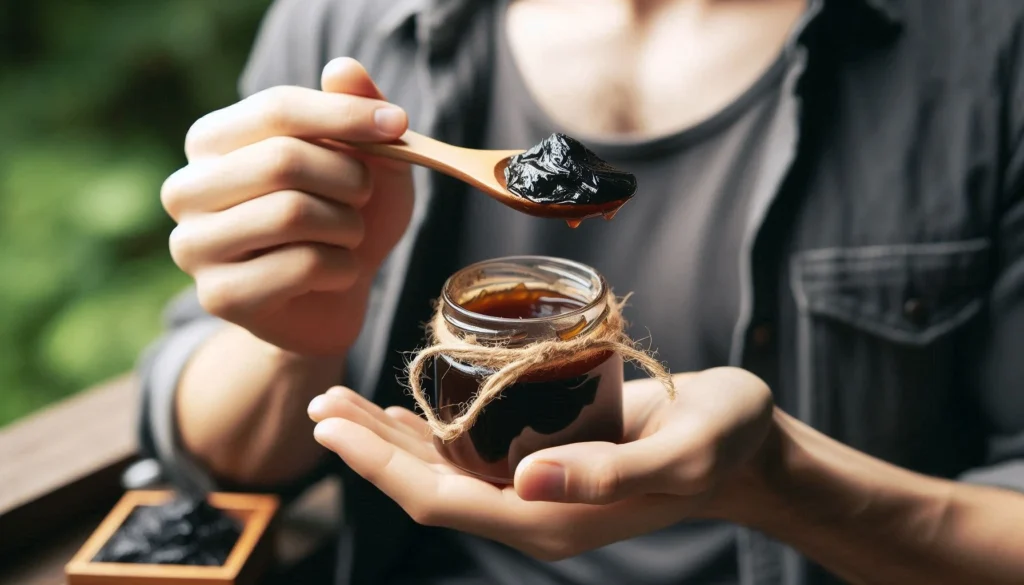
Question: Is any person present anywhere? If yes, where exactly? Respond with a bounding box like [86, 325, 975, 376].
[140, 0, 1024, 583]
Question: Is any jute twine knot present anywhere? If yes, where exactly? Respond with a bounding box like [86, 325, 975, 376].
[406, 293, 676, 442]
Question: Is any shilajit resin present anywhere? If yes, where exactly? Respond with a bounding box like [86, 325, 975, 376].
[431, 257, 624, 483]
[93, 496, 241, 566]
[504, 133, 637, 227]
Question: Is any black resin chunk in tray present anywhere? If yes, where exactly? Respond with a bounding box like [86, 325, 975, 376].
[92, 496, 242, 566]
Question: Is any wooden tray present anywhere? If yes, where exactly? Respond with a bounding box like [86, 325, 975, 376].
[65, 490, 279, 585]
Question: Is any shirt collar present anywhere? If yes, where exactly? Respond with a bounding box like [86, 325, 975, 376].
[374, 0, 425, 42]
[828, 0, 905, 40]
[862, 0, 904, 24]
[374, 0, 905, 69]
[374, 0, 483, 54]
[374, 0, 905, 58]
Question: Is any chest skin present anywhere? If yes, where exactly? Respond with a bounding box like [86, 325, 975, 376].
[504, 0, 806, 138]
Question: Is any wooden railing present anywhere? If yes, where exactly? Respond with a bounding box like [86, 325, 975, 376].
[0, 377, 340, 584]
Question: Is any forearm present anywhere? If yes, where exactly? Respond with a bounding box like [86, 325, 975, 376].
[177, 323, 345, 486]
[730, 409, 1024, 585]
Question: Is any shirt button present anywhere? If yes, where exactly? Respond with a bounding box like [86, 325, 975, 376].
[751, 323, 774, 349]
[903, 298, 928, 326]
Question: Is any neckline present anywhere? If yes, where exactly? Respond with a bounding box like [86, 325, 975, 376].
[495, 0, 797, 160]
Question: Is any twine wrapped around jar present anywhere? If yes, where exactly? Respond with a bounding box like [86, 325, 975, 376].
[405, 293, 676, 442]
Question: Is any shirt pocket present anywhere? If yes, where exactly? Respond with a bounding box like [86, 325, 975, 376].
[789, 239, 990, 473]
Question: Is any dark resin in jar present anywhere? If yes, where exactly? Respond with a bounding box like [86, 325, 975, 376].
[433, 287, 624, 484]
[504, 133, 637, 213]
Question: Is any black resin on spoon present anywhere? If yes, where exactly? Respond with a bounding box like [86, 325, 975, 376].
[504, 133, 637, 207]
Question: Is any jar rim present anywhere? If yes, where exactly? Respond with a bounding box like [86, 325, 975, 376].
[441, 255, 608, 328]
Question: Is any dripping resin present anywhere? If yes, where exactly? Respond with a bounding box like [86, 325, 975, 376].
[432, 257, 624, 484]
[504, 133, 637, 227]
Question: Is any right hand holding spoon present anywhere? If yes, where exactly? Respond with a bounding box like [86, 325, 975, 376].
[162, 58, 415, 355]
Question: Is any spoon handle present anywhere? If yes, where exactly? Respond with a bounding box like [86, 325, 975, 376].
[320, 131, 522, 199]
[332, 130, 465, 174]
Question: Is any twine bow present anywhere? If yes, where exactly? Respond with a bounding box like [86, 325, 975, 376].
[406, 294, 676, 442]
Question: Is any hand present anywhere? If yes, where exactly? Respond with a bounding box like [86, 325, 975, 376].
[162, 58, 414, 355]
[308, 367, 776, 560]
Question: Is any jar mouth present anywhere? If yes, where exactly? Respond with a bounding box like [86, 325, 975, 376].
[441, 256, 609, 338]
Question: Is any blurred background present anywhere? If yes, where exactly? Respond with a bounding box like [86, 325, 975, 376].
[0, 0, 272, 427]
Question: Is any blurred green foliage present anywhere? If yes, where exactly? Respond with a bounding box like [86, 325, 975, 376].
[0, 0, 272, 426]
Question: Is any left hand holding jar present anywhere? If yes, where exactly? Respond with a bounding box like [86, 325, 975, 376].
[307, 366, 775, 561]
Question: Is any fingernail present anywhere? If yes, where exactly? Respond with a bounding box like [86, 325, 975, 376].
[312, 420, 331, 445]
[308, 395, 329, 419]
[326, 386, 349, 397]
[324, 56, 360, 77]
[373, 107, 406, 136]
[521, 461, 566, 501]
[313, 418, 347, 448]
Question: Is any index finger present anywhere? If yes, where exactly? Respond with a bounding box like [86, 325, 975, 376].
[185, 86, 408, 160]
[313, 418, 531, 532]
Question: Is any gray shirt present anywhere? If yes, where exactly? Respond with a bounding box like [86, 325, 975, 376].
[138, 2, 1024, 584]
[450, 7, 792, 585]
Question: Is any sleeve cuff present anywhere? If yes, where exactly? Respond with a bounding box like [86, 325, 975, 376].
[959, 460, 1024, 492]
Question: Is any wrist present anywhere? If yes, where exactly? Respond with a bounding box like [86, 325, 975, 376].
[259, 332, 346, 369]
[222, 324, 348, 392]
[707, 407, 858, 529]
[699, 407, 791, 524]
[711, 408, 952, 539]
[177, 323, 348, 486]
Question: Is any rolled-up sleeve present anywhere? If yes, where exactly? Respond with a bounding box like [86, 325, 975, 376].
[958, 24, 1024, 491]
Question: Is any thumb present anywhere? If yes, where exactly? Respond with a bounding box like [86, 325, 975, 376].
[321, 57, 387, 99]
[514, 438, 674, 505]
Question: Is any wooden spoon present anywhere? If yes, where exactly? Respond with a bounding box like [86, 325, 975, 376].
[334, 130, 625, 224]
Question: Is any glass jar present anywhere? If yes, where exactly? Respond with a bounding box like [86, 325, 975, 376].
[432, 256, 624, 484]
